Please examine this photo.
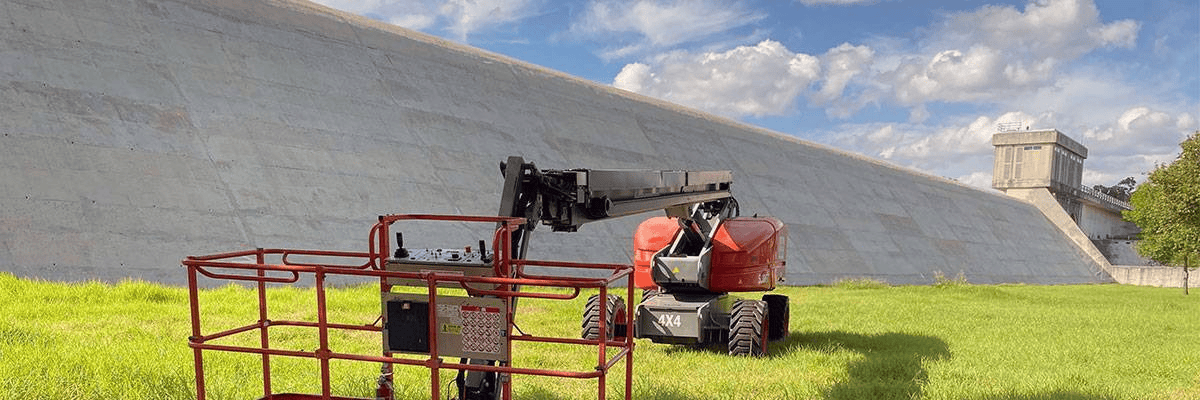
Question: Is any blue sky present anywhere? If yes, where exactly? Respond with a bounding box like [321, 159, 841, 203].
[312, 0, 1198, 189]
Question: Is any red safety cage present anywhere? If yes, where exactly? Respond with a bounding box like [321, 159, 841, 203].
[183, 214, 634, 400]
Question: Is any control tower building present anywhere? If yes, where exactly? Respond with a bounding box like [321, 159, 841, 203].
[992, 129, 1089, 221]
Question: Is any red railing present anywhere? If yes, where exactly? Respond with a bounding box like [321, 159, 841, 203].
[183, 214, 634, 400]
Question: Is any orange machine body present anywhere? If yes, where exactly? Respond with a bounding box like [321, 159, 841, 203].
[633, 216, 787, 292]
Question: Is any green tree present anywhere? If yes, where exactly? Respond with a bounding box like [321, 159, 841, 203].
[1124, 132, 1200, 294]
[1093, 176, 1137, 202]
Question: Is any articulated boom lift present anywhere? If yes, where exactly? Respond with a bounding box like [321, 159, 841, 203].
[183, 156, 786, 400]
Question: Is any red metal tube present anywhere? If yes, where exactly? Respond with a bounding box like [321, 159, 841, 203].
[268, 320, 380, 332]
[192, 321, 264, 343]
[378, 214, 525, 224]
[192, 343, 317, 359]
[512, 259, 632, 271]
[191, 264, 300, 284]
[601, 348, 631, 372]
[510, 335, 596, 346]
[315, 269, 332, 399]
[375, 217, 389, 271]
[464, 286, 580, 300]
[257, 250, 273, 398]
[187, 265, 207, 400]
[186, 248, 263, 261]
[597, 285, 608, 399]
[624, 274, 635, 400]
[322, 352, 612, 379]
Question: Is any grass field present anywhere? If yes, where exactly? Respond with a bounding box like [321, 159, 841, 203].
[1, 272, 1198, 400]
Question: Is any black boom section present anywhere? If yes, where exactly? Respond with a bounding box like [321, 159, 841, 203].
[499, 156, 734, 233]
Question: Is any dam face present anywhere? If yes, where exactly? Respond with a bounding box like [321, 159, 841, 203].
[0, 0, 1108, 285]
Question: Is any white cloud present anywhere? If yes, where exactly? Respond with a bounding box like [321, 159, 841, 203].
[957, 171, 994, 189]
[813, 43, 874, 114]
[310, 0, 539, 41]
[570, 0, 764, 60]
[753, 0, 1144, 119]
[611, 63, 652, 93]
[389, 13, 436, 31]
[882, 112, 1030, 163]
[872, 0, 1140, 108]
[1082, 106, 1195, 156]
[1090, 19, 1140, 48]
[439, 0, 540, 41]
[1177, 113, 1196, 130]
[887, 46, 1009, 106]
[612, 40, 820, 118]
[933, 0, 1138, 58]
[1117, 107, 1172, 133]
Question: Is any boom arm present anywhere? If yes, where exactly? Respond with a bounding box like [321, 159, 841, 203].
[497, 155, 734, 232]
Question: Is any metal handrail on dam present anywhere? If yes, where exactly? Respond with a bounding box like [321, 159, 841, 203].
[1077, 185, 1132, 211]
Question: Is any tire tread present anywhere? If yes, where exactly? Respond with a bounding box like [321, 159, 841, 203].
[728, 299, 766, 356]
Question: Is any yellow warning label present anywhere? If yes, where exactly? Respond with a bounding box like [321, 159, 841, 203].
[441, 324, 462, 335]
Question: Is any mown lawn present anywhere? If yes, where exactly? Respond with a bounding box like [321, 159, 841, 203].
[1, 272, 1197, 399]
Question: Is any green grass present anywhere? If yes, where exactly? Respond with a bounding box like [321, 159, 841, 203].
[1, 271, 1198, 399]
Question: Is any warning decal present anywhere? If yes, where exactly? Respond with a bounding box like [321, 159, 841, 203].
[459, 305, 503, 354]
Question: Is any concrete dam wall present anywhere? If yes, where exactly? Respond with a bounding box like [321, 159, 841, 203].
[0, 0, 1110, 286]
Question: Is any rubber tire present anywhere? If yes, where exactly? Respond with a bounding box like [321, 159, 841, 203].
[582, 294, 626, 340]
[728, 299, 767, 356]
[763, 294, 790, 341]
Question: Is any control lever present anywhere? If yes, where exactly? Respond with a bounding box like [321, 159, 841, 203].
[393, 232, 409, 259]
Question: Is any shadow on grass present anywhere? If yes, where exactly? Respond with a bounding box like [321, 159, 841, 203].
[786, 332, 1117, 400]
[789, 331, 950, 400]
